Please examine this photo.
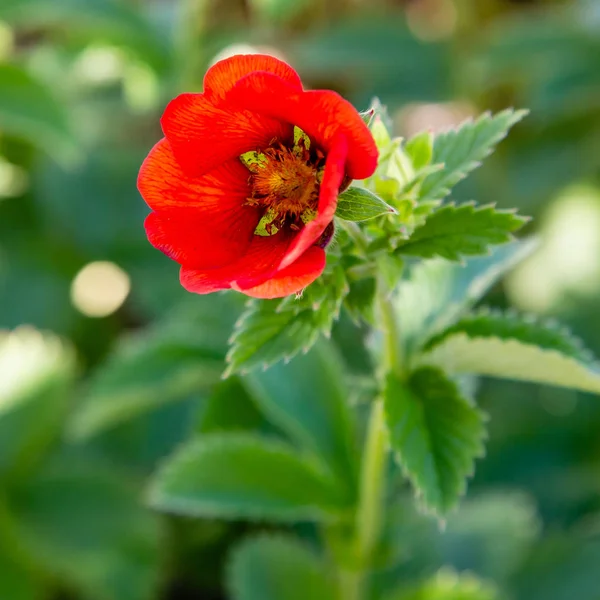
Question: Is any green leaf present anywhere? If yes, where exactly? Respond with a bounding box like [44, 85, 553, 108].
[419, 109, 528, 203]
[344, 277, 376, 324]
[0, 64, 75, 161]
[440, 491, 541, 583]
[384, 569, 499, 600]
[196, 377, 264, 435]
[423, 309, 593, 363]
[397, 203, 529, 261]
[417, 322, 600, 395]
[225, 265, 348, 376]
[148, 433, 350, 522]
[10, 461, 160, 600]
[383, 491, 540, 586]
[0, 327, 76, 478]
[227, 534, 338, 600]
[244, 341, 357, 489]
[405, 130, 434, 172]
[69, 296, 240, 440]
[395, 238, 538, 357]
[336, 186, 397, 221]
[384, 367, 486, 516]
[0, 547, 41, 600]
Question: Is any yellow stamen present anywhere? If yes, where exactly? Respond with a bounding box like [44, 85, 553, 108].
[240, 135, 322, 236]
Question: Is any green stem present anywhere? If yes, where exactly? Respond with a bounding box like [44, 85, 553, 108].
[354, 399, 387, 582]
[377, 280, 404, 376]
[339, 220, 369, 256]
[340, 280, 402, 598]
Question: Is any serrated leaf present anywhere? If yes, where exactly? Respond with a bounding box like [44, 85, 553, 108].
[227, 535, 338, 600]
[336, 186, 397, 221]
[419, 109, 528, 203]
[418, 332, 600, 395]
[424, 309, 593, 364]
[244, 341, 357, 489]
[0, 327, 76, 478]
[0, 64, 76, 161]
[69, 296, 240, 440]
[384, 367, 486, 516]
[384, 569, 499, 600]
[397, 203, 528, 261]
[396, 238, 538, 357]
[225, 266, 348, 376]
[148, 433, 350, 522]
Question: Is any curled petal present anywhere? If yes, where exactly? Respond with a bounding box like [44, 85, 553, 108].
[161, 93, 292, 177]
[204, 53, 302, 102]
[226, 72, 378, 180]
[278, 133, 348, 270]
[139, 140, 260, 269]
[237, 246, 326, 299]
[180, 229, 294, 295]
[145, 207, 259, 270]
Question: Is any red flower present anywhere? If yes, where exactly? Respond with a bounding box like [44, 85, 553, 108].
[138, 54, 378, 299]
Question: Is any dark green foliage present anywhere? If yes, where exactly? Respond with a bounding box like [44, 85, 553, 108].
[1, 1, 600, 599]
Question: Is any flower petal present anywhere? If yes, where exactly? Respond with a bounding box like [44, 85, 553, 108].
[180, 229, 294, 295]
[161, 94, 292, 177]
[226, 72, 378, 180]
[145, 205, 259, 270]
[138, 138, 252, 211]
[237, 246, 326, 299]
[204, 53, 302, 101]
[139, 140, 261, 269]
[278, 133, 348, 270]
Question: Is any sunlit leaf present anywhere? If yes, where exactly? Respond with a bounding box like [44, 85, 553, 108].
[418, 329, 600, 395]
[423, 309, 593, 363]
[397, 203, 528, 261]
[395, 238, 538, 356]
[384, 569, 498, 600]
[0, 327, 76, 477]
[419, 109, 528, 203]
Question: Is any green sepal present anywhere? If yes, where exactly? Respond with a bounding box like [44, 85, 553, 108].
[240, 150, 268, 172]
[335, 186, 397, 222]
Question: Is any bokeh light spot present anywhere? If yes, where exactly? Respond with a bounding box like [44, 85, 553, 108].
[507, 185, 600, 313]
[71, 261, 131, 318]
[0, 158, 29, 198]
[397, 101, 475, 137]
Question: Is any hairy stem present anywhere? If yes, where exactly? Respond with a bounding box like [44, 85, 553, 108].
[339, 280, 401, 598]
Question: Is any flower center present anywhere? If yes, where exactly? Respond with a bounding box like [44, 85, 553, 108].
[240, 128, 324, 236]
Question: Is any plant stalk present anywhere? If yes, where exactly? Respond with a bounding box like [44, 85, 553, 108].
[340, 281, 401, 599]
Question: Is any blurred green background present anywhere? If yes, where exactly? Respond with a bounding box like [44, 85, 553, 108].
[0, 0, 599, 598]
